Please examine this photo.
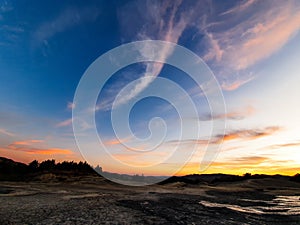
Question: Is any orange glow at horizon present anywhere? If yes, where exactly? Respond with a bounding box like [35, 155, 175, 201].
[1, 136, 299, 177]
[0, 139, 80, 164]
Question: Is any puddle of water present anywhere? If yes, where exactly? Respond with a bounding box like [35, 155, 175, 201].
[199, 195, 300, 215]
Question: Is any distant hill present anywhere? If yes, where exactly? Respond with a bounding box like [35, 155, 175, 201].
[0, 157, 299, 184]
[159, 173, 281, 185]
[0, 157, 27, 168]
[0, 157, 28, 181]
[0, 157, 98, 181]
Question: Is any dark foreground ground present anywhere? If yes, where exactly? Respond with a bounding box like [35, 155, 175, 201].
[1, 176, 300, 225]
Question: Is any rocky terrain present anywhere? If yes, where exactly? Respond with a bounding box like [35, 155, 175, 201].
[1, 175, 300, 224]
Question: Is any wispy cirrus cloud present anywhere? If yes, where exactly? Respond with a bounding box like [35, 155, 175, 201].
[114, 0, 204, 107]
[202, 31, 224, 62]
[56, 118, 72, 127]
[166, 126, 281, 147]
[218, 126, 281, 142]
[67, 101, 75, 110]
[6, 144, 73, 155]
[221, 76, 255, 91]
[0, 128, 15, 137]
[104, 138, 130, 146]
[263, 141, 300, 150]
[220, 0, 257, 16]
[217, 105, 255, 120]
[199, 105, 255, 121]
[22, 148, 73, 155]
[204, 0, 300, 72]
[213, 156, 269, 166]
[92, 0, 300, 116]
[11, 140, 44, 146]
[199, 0, 300, 91]
[113, 0, 300, 106]
[34, 6, 100, 43]
[1, 139, 74, 159]
[166, 139, 209, 146]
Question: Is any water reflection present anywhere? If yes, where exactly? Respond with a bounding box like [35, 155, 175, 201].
[200, 195, 300, 215]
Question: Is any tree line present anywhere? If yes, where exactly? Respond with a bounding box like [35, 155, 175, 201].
[0, 157, 102, 181]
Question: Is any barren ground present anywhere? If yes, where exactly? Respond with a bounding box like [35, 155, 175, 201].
[1, 176, 300, 224]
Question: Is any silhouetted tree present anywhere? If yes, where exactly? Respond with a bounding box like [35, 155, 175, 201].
[28, 160, 39, 172]
[243, 173, 252, 179]
[0, 157, 101, 181]
[39, 159, 56, 171]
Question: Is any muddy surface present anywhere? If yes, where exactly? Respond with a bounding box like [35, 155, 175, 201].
[1, 177, 300, 224]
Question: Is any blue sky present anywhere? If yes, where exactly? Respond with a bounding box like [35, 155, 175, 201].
[0, 0, 300, 176]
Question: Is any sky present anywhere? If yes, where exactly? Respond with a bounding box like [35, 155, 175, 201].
[0, 0, 300, 176]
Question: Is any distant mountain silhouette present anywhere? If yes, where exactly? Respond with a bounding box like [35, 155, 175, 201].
[159, 173, 280, 185]
[0, 157, 299, 184]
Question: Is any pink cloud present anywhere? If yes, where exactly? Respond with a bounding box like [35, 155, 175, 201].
[56, 118, 72, 127]
[209, 2, 300, 71]
[211, 105, 255, 120]
[0, 128, 15, 137]
[104, 138, 129, 146]
[203, 32, 223, 62]
[67, 101, 75, 110]
[12, 140, 44, 146]
[219, 126, 281, 143]
[220, 0, 257, 16]
[24, 148, 73, 155]
[198, 1, 300, 94]
[221, 76, 255, 91]
[167, 126, 281, 146]
[0, 139, 74, 163]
